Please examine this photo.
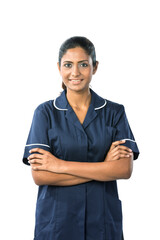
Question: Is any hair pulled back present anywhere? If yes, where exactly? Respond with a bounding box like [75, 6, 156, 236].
[58, 36, 97, 90]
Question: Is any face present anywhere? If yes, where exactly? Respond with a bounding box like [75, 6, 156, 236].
[57, 47, 98, 93]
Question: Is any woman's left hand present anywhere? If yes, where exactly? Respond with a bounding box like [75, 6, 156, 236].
[104, 140, 133, 162]
[28, 148, 64, 173]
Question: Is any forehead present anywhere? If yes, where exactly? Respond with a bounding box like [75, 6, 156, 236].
[62, 47, 91, 62]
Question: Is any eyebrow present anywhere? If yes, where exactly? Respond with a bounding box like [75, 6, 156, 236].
[63, 60, 89, 63]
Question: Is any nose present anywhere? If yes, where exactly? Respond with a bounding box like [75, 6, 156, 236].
[71, 64, 80, 77]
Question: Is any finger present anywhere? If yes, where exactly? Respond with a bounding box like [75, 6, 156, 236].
[29, 158, 43, 164]
[31, 164, 46, 171]
[28, 154, 43, 160]
[111, 145, 132, 154]
[110, 140, 126, 150]
[29, 148, 47, 154]
[112, 153, 132, 161]
[112, 150, 133, 157]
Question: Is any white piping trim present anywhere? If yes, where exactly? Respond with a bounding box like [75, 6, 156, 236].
[94, 100, 107, 110]
[53, 98, 107, 111]
[53, 99, 68, 111]
[121, 139, 136, 143]
[26, 143, 51, 148]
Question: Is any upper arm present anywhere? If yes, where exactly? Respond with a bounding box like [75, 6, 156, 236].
[22, 106, 51, 166]
[113, 105, 140, 160]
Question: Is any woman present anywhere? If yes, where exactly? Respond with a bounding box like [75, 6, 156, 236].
[23, 36, 139, 240]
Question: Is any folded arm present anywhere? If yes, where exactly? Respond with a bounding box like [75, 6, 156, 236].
[28, 140, 133, 185]
[61, 155, 133, 181]
[31, 168, 92, 186]
[61, 140, 133, 181]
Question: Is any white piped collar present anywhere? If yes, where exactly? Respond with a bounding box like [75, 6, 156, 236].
[53, 89, 107, 111]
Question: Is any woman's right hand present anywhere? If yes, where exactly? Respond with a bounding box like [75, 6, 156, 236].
[104, 140, 133, 162]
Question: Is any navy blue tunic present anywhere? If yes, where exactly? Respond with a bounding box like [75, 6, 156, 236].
[23, 89, 139, 240]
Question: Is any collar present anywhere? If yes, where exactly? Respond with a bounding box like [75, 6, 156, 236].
[53, 88, 107, 111]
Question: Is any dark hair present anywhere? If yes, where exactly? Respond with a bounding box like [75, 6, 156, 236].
[58, 36, 97, 90]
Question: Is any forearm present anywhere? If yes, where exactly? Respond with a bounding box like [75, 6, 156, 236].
[29, 145, 133, 183]
[31, 167, 92, 186]
[62, 156, 133, 181]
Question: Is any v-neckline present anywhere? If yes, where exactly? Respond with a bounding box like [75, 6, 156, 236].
[66, 91, 92, 126]
[70, 105, 90, 125]
[65, 103, 97, 131]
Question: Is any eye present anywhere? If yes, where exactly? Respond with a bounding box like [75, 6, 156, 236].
[80, 63, 88, 67]
[64, 63, 72, 68]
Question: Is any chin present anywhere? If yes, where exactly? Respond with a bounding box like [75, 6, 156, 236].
[69, 86, 90, 94]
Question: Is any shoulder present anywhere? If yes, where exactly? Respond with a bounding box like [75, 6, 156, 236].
[34, 100, 54, 116]
[92, 89, 125, 113]
[106, 99, 125, 114]
[104, 100, 126, 126]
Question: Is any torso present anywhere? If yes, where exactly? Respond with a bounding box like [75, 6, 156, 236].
[31, 89, 126, 239]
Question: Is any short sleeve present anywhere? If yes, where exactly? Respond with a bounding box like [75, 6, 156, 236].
[23, 107, 51, 165]
[113, 105, 140, 160]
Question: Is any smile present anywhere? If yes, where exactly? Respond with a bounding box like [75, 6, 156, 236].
[69, 79, 83, 83]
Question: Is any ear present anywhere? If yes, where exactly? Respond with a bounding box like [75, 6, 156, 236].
[93, 61, 99, 75]
[57, 62, 61, 73]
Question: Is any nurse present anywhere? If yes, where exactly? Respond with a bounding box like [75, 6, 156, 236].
[23, 36, 139, 240]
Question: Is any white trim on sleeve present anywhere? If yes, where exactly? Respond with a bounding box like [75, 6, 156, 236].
[121, 139, 136, 143]
[25, 143, 51, 148]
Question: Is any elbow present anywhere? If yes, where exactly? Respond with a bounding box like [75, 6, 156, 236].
[33, 178, 42, 186]
[118, 154, 133, 180]
[31, 170, 45, 186]
[31, 168, 58, 186]
[32, 174, 43, 186]
[123, 168, 132, 179]
[123, 158, 133, 179]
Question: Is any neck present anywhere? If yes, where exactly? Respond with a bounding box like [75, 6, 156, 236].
[66, 88, 91, 109]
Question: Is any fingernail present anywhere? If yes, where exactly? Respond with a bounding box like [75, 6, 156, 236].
[29, 150, 31, 153]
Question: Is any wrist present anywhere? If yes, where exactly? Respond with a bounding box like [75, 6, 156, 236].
[58, 158, 68, 174]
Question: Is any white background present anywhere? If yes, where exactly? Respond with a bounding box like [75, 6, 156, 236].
[0, 0, 160, 239]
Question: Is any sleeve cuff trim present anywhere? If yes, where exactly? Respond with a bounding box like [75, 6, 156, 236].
[25, 143, 50, 148]
[121, 138, 136, 143]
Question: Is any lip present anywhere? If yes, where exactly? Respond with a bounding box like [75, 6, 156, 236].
[69, 79, 83, 81]
[69, 79, 83, 85]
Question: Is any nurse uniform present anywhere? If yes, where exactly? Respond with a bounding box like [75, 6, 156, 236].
[23, 88, 139, 240]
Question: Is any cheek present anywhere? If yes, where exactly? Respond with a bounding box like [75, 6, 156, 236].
[60, 70, 70, 79]
[84, 66, 93, 76]
[85, 70, 93, 79]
